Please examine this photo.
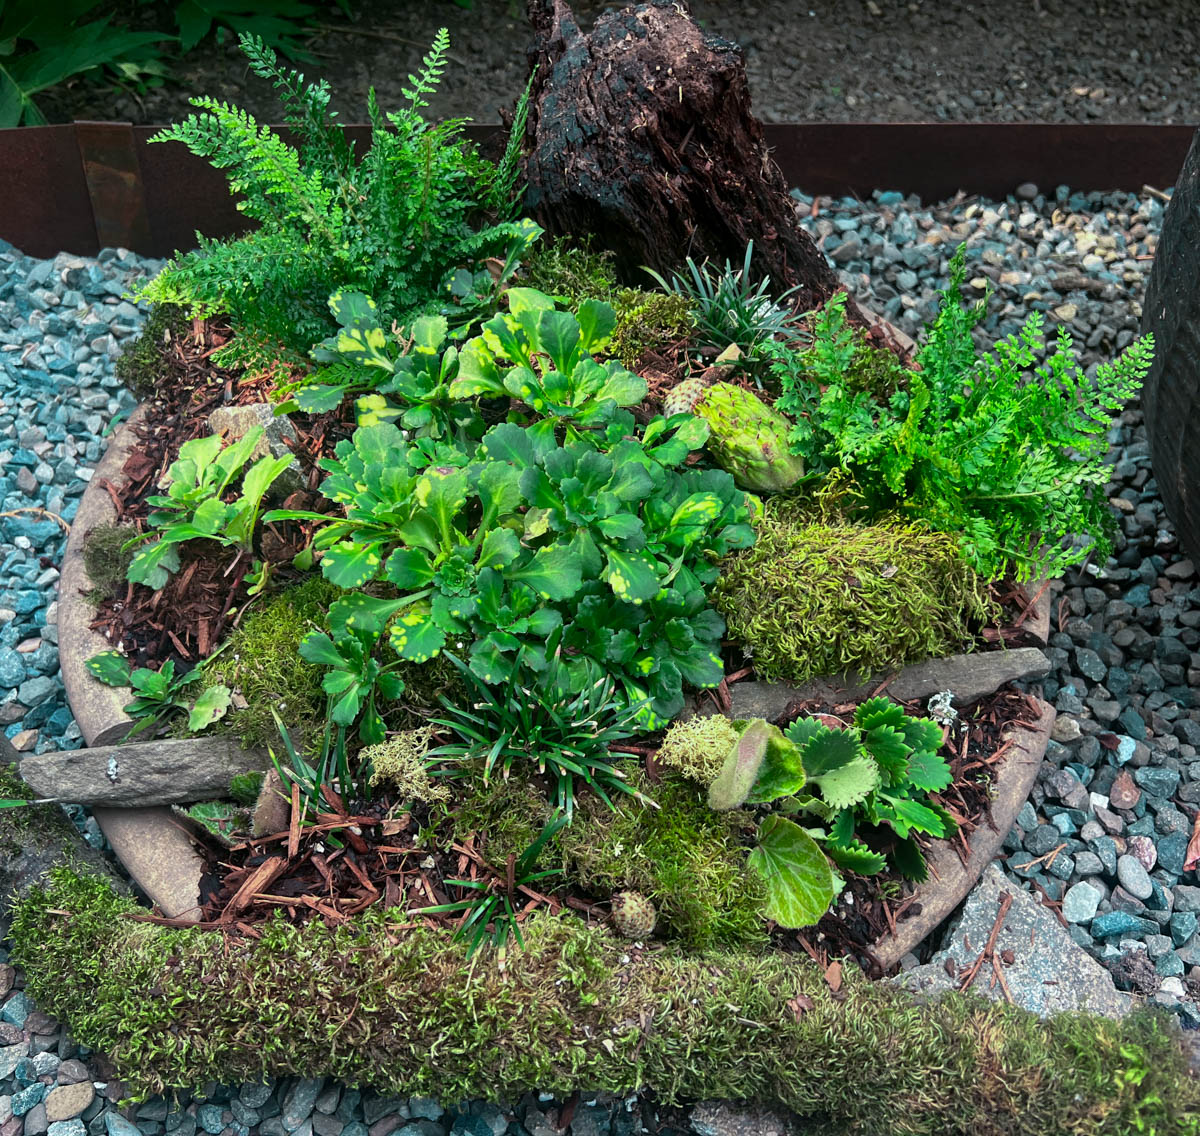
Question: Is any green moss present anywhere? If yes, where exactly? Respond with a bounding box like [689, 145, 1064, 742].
[82, 522, 137, 606]
[559, 769, 767, 952]
[11, 868, 1200, 1134]
[198, 575, 340, 752]
[445, 775, 551, 865]
[518, 237, 619, 305]
[715, 499, 995, 684]
[0, 763, 50, 846]
[114, 303, 189, 402]
[608, 289, 696, 367]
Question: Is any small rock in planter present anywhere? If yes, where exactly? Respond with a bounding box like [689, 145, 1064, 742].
[208, 403, 305, 497]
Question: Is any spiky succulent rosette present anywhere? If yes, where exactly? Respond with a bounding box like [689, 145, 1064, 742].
[690, 382, 805, 493]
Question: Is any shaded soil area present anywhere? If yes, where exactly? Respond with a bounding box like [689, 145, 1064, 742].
[41, 0, 1200, 129]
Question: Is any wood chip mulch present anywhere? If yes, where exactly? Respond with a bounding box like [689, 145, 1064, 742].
[86, 317, 350, 670]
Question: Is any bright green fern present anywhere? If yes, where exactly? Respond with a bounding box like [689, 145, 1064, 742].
[139, 30, 536, 359]
[771, 245, 1154, 581]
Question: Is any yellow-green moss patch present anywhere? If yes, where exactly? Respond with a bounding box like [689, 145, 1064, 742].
[9, 868, 1199, 1135]
[715, 499, 995, 684]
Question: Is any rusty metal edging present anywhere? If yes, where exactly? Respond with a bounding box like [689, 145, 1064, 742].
[74, 121, 154, 253]
[0, 121, 1195, 259]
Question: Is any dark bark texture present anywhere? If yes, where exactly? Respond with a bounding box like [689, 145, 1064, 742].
[521, 0, 847, 319]
[1142, 127, 1200, 562]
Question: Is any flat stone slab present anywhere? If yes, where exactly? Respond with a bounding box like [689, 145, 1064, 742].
[728, 646, 1050, 721]
[58, 406, 147, 748]
[898, 863, 1132, 1019]
[20, 736, 268, 807]
[91, 807, 204, 921]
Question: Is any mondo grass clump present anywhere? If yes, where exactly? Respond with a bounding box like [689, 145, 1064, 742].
[10, 868, 1200, 1136]
[715, 497, 994, 684]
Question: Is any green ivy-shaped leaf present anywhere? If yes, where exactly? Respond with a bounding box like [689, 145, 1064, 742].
[748, 815, 836, 929]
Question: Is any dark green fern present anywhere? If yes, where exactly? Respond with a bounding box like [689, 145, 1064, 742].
[771, 245, 1153, 581]
[139, 30, 537, 358]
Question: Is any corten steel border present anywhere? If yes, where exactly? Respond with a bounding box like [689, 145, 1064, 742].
[0, 121, 1195, 258]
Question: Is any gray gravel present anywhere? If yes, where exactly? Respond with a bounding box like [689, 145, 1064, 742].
[1, 172, 1195, 1126]
[36, 0, 1200, 128]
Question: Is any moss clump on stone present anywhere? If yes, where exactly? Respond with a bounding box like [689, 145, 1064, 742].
[82, 522, 137, 605]
[11, 867, 1200, 1134]
[114, 302, 190, 402]
[715, 498, 995, 684]
[197, 574, 340, 752]
[518, 237, 620, 305]
[654, 715, 740, 786]
[559, 769, 767, 951]
[608, 289, 696, 367]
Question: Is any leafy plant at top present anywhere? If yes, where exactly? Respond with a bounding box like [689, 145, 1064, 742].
[165, 0, 338, 61]
[771, 245, 1155, 581]
[0, 0, 168, 127]
[644, 240, 804, 365]
[265, 413, 753, 727]
[125, 426, 292, 590]
[430, 641, 645, 820]
[411, 812, 568, 958]
[286, 291, 493, 449]
[86, 650, 231, 739]
[450, 288, 647, 433]
[138, 30, 537, 358]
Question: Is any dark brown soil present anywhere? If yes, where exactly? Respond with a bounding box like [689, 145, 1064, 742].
[40, 1, 1200, 129]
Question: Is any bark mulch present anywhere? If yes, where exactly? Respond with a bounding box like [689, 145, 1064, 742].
[88, 317, 349, 670]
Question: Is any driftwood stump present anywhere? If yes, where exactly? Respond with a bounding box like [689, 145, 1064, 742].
[521, 0, 903, 352]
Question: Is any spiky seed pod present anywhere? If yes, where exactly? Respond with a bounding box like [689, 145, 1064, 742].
[692, 382, 805, 493]
[610, 890, 657, 939]
[662, 375, 709, 417]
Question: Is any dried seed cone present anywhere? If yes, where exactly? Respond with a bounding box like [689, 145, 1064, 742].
[610, 890, 657, 939]
[693, 382, 805, 493]
[662, 375, 709, 417]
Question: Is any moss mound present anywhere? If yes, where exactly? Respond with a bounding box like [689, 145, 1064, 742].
[558, 770, 767, 951]
[82, 522, 137, 606]
[444, 768, 765, 952]
[10, 869, 1199, 1134]
[198, 575, 340, 751]
[518, 238, 620, 304]
[114, 302, 190, 402]
[715, 499, 994, 683]
[608, 289, 696, 368]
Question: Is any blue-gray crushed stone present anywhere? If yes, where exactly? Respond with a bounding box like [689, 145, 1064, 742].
[1, 178, 1195, 1132]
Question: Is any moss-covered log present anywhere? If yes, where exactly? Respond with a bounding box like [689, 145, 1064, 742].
[10, 869, 1200, 1134]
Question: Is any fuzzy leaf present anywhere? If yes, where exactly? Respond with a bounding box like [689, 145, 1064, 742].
[708, 718, 773, 811]
[744, 729, 806, 805]
[809, 752, 879, 811]
[748, 815, 836, 929]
